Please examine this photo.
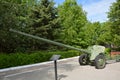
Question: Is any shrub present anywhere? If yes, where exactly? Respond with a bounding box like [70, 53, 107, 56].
[0, 50, 80, 69]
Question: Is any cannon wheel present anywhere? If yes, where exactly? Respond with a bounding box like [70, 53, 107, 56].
[95, 54, 106, 69]
[79, 54, 89, 65]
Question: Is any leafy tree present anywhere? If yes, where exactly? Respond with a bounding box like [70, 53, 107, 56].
[83, 22, 101, 46]
[108, 0, 120, 46]
[28, 0, 59, 50]
[58, 0, 87, 46]
[82, 22, 112, 47]
[0, 0, 21, 52]
[0, 0, 36, 52]
[97, 22, 112, 45]
[0, 0, 59, 52]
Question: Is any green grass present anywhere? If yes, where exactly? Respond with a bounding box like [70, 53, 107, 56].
[0, 50, 80, 69]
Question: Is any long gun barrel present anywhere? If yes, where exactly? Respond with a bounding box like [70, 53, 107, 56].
[10, 29, 90, 54]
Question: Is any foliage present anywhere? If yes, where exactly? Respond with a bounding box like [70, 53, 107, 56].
[57, 0, 87, 46]
[0, 0, 116, 53]
[0, 0, 59, 53]
[108, 0, 120, 46]
[105, 48, 111, 54]
[28, 0, 58, 38]
[0, 0, 34, 52]
[0, 0, 19, 52]
[82, 22, 111, 47]
[97, 22, 112, 45]
[0, 50, 80, 69]
[25, 0, 59, 50]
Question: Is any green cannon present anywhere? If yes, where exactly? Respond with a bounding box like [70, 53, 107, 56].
[79, 45, 106, 69]
[10, 29, 106, 69]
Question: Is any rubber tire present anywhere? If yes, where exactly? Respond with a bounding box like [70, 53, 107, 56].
[79, 54, 88, 65]
[95, 54, 106, 69]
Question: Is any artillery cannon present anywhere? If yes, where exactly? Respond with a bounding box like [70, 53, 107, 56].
[10, 29, 106, 69]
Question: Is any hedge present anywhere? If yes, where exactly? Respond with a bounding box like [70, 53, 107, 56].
[0, 50, 80, 69]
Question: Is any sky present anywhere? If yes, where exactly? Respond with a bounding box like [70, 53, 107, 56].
[54, 0, 116, 22]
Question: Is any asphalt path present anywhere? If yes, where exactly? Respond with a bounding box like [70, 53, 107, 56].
[0, 56, 120, 80]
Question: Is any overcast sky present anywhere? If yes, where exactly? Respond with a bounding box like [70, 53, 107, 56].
[54, 0, 116, 22]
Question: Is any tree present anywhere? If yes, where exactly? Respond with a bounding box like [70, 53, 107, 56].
[0, 0, 21, 52]
[97, 22, 112, 45]
[28, 0, 59, 50]
[83, 22, 101, 46]
[108, 0, 120, 46]
[0, 0, 36, 52]
[58, 0, 87, 46]
[82, 22, 112, 47]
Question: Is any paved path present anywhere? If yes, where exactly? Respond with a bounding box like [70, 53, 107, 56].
[0, 56, 120, 80]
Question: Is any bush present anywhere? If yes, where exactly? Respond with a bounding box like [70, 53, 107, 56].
[105, 48, 111, 60]
[105, 48, 111, 55]
[0, 50, 80, 69]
